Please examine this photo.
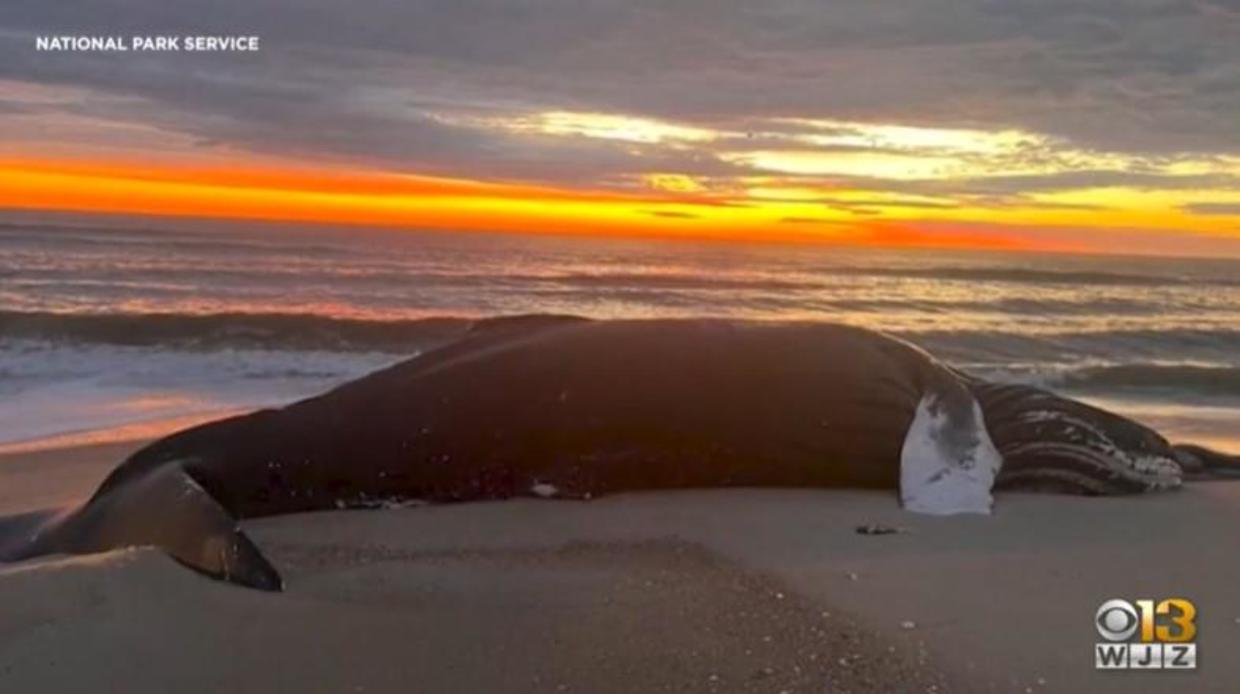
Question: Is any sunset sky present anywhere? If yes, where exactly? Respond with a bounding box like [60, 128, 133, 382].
[2, 1, 1240, 255]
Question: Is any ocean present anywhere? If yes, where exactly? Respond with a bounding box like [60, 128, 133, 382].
[2, 218, 1239, 453]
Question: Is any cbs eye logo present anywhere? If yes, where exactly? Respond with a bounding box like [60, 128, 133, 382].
[1095, 598, 1196, 670]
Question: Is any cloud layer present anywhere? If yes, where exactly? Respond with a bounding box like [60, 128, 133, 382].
[1, 0, 1238, 249]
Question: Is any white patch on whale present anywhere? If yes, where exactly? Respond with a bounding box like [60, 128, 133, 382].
[900, 393, 1001, 515]
[530, 482, 558, 498]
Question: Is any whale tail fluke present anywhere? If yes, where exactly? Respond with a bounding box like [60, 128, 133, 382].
[1172, 444, 1240, 481]
[0, 463, 283, 591]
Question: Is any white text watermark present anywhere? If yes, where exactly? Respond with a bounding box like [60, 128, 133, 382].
[35, 35, 260, 52]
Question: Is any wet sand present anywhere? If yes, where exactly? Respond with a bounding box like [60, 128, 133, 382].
[3, 441, 1239, 693]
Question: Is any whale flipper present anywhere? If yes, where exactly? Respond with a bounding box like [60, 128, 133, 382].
[4, 464, 282, 591]
[900, 375, 1002, 515]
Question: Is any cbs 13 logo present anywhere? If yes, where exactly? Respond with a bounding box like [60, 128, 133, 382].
[1095, 598, 1196, 670]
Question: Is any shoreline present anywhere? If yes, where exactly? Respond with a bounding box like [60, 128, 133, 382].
[0, 408, 258, 457]
[0, 439, 148, 515]
[3, 440, 1240, 691]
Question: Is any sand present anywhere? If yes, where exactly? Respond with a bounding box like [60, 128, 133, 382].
[3, 441, 1239, 693]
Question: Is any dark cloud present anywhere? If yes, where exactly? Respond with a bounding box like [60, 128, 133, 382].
[1183, 202, 1240, 215]
[911, 170, 1240, 195]
[644, 210, 700, 219]
[0, 0, 1237, 187]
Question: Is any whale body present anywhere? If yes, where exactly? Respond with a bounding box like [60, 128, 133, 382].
[2, 316, 1231, 590]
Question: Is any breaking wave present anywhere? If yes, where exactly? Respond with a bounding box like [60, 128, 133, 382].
[0, 310, 470, 352]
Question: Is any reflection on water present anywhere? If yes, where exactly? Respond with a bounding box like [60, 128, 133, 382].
[0, 411, 243, 456]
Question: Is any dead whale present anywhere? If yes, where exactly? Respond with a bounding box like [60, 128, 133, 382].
[2, 316, 1233, 590]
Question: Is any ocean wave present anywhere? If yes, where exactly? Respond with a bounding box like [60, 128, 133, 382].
[2, 264, 834, 293]
[5, 309, 1240, 366]
[537, 271, 824, 291]
[0, 343, 402, 443]
[830, 265, 1240, 287]
[0, 310, 470, 352]
[962, 362, 1240, 399]
[1063, 363, 1240, 395]
[2, 310, 1238, 444]
[904, 327, 1240, 364]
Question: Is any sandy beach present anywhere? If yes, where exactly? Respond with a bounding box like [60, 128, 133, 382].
[6, 1, 1240, 691]
[1, 440, 1237, 693]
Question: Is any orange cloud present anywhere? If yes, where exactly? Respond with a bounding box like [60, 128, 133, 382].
[1, 156, 1226, 255]
[0, 156, 710, 237]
